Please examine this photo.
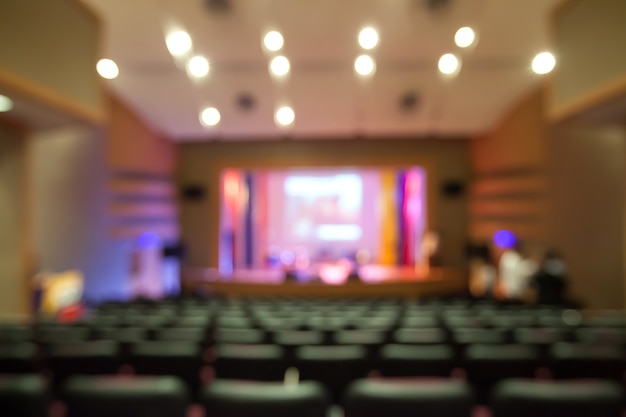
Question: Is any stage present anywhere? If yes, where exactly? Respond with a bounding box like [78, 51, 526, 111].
[181, 266, 467, 299]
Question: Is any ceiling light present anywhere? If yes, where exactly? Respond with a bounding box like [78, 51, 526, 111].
[354, 55, 375, 76]
[96, 58, 119, 79]
[532, 52, 556, 74]
[166, 30, 192, 57]
[454, 26, 476, 48]
[270, 56, 290, 76]
[275, 106, 295, 126]
[358, 27, 379, 50]
[264, 31, 284, 52]
[187, 56, 209, 78]
[200, 107, 220, 126]
[438, 53, 460, 75]
[0, 94, 13, 112]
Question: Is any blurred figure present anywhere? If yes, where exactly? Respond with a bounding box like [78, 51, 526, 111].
[469, 245, 496, 298]
[498, 242, 537, 302]
[530, 250, 568, 305]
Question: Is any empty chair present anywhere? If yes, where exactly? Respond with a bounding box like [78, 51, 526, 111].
[201, 379, 329, 417]
[379, 344, 455, 377]
[48, 341, 121, 385]
[575, 327, 625, 345]
[154, 326, 206, 345]
[175, 315, 211, 328]
[549, 343, 623, 380]
[273, 330, 325, 348]
[491, 379, 623, 417]
[214, 328, 266, 344]
[334, 330, 387, 353]
[130, 342, 203, 395]
[214, 344, 287, 381]
[36, 326, 90, 346]
[514, 327, 569, 347]
[0, 325, 33, 343]
[0, 343, 40, 374]
[453, 328, 508, 346]
[344, 379, 474, 417]
[256, 316, 303, 331]
[400, 315, 439, 328]
[63, 376, 189, 417]
[95, 326, 147, 346]
[0, 374, 49, 417]
[296, 345, 369, 403]
[464, 344, 540, 403]
[216, 316, 253, 329]
[393, 328, 447, 345]
[352, 315, 398, 331]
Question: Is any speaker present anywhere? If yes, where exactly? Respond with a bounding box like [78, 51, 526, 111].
[181, 184, 206, 201]
[441, 180, 465, 197]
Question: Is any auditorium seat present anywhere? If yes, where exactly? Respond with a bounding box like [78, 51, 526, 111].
[400, 315, 439, 328]
[392, 328, 447, 345]
[216, 315, 254, 329]
[174, 314, 211, 328]
[0, 374, 49, 417]
[333, 330, 387, 353]
[378, 344, 455, 377]
[490, 379, 623, 417]
[201, 379, 329, 417]
[296, 345, 370, 403]
[344, 379, 474, 417]
[0, 325, 33, 343]
[0, 343, 40, 374]
[549, 342, 623, 381]
[453, 328, 508, 347]
[464, 344, 540, 403]
[153, 326, 207, 345]
[214, 328, 266, 344]
[35, 326, 91, 347]
[513, 327, 570, 352]
[63, 376, 189, 417]
[273, 330, 326, 348]
[130, 342, 203, 395]
[48, 341, 121, 385]
[214, 344, 287, 381]
[575, 327, 626, 345]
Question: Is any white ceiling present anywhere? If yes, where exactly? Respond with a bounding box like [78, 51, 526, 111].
[83, 0, 561, 141]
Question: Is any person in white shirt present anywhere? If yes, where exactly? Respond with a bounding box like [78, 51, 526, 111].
[498, 242, 537, 302]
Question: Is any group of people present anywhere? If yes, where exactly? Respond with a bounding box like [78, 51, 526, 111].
[469, 242, 568, 305]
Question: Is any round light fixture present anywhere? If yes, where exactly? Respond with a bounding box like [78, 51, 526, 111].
[263, 31, 284, 52]
[166, 30, 192, 57]
[96, 58, 119, 79]
[354, 55, 375, 76]
[438, 53, 460, 75]
[0, 94, 14, 112]
[532, 52, 556, 74]
[270, 55, 290, 77]
[454, 26, 476, 48]
[187, 55, 209, 78]
[275, 106, 295, 126]
[358, 27, 379, 50]
[200, 107, 221, 126]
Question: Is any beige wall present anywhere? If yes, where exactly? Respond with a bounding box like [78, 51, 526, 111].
[548, 124, 625, 309]
[551, 0, 626, 120]
[0, 128, 27, 316]
[0, 0, 103, 119]
[469, 89, 549, 246]
[178, 139, 471, 269]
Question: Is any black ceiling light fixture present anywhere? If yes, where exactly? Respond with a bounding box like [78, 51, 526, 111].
[205, 0, 232, 13]
[236, 93, 256, 112]
[399, 91, 421, 112]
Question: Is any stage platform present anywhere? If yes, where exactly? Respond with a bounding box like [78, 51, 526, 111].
[181, 266, 467, 299]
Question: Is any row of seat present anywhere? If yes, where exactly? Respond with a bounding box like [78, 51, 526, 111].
[2, 339, 625, 402]
[1, 375, 623, 417]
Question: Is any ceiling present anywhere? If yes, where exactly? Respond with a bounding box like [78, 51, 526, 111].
[83, 0, 561, 141]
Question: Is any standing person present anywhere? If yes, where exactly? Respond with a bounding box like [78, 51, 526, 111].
[498, 241, 537, 302]
[469, 244, 497, 299]
[530, 250, 568, 305]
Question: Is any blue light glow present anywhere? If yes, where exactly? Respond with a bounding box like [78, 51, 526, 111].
[138, 232, 160, 249]
[493, 230, 516, 249]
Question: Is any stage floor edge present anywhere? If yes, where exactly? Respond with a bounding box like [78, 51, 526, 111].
[181, 268, 467, 299]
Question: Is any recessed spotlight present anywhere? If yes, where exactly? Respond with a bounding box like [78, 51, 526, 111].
[96, 58, 119, 79]
[275, 106, 295, 126]
[0, 94, 13, 112]
[358, 27, 379, 50]
[187, 56, 209, 78]
[270, 56, 290, 77]
[354, 55, 375, 76]
[264, 31, 284, 52]
[532, 52, 556, 74]
[438, 53, 460, 75]
[200, 107, 220, 126]
[454, 26, 476, 48]
[166, 30, 192, 57]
